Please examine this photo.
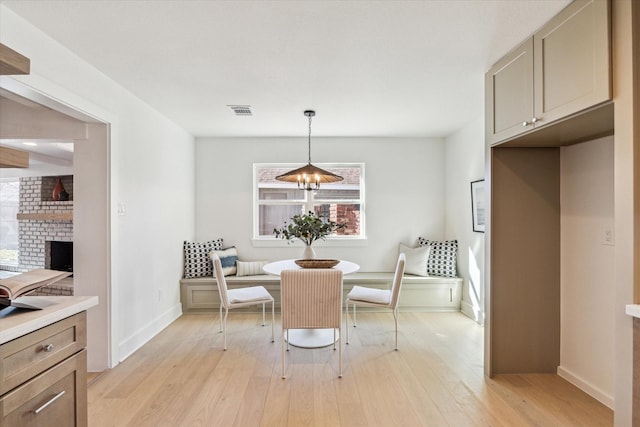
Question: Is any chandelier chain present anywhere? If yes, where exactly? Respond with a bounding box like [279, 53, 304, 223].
[307, 114, 312, 164]
[274, 109, 343, 190]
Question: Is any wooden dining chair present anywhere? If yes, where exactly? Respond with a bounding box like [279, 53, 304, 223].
[212, 254, 274, 350]
[345, 253, 406, 350]
[280, 268, 344, 378]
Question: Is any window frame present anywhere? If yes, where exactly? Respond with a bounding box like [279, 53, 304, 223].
[252, 162, 366, 247]
[0, 178, 20, 266]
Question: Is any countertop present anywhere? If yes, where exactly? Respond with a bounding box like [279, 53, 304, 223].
[0, 295, 98, 344]
[626, 304, 640, 319]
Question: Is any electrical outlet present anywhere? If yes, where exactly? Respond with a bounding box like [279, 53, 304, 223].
[602, 225, 614, 246]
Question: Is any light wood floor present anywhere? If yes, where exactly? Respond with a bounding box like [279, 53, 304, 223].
[88, 312, 613, 426]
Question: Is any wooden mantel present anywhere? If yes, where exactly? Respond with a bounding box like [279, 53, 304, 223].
[0, 43, 30, 75]
[16, 212, 73, 221]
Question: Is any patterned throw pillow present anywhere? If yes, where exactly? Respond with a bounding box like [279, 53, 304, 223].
[183, 239, 223, 278]
[236, 260, 269, 277]
[398, 243, 431, 276]
[417, 237, 458, 278]
[211, 247, 238, 276]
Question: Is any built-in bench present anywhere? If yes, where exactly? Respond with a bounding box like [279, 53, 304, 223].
[180, 272, 462, 314]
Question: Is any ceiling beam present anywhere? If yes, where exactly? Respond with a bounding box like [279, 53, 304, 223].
[0, 43, 30, 75]
[0, 145, 29, 168]
[0, 97, 88, 140]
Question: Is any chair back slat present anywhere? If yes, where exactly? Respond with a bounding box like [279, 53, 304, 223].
[389, 253, 406, 309]
[212, 254, 230, 308]
[281, 269, 343, 329]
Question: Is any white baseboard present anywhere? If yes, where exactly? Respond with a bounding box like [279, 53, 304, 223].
[557, 365, 614, 409]
[117, 302, 182, 363]
[461, 300, 483, 324]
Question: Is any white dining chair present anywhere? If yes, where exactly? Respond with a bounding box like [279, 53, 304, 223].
[345, 253, 406, 350]
[280, 268, 344, 378]
[212, 253, 274, 350]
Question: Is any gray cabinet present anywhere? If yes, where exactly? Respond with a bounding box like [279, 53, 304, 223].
[485, 38, 534, 144]
[486, 0, 611, 146]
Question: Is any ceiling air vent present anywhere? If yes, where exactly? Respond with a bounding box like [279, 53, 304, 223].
[228, 105, 253, 116]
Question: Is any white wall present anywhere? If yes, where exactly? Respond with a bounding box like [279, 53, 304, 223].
[444, 117, 485, 323]
[1, 6, 195, 369]
[195, 137, 444, 271]
[558, 136, 615, 408]
[110, 106, 194, 363]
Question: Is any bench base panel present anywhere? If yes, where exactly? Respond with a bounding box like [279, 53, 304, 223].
[180, 273, 462, 314]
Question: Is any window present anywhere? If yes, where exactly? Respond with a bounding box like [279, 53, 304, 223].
[254, 163, 365, 241]
[0, 179, 20, 265]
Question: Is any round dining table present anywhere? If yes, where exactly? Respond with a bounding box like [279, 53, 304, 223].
[263, 259, 360, 348]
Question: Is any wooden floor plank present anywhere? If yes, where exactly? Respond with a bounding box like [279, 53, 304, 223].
[88, 312, 613, 427]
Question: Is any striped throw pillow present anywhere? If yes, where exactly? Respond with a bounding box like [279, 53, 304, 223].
[236, 260, 269, 277]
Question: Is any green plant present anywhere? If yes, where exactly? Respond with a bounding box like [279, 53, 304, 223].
[273, 211, 346, 246]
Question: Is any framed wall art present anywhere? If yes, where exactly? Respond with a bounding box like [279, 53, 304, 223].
[471, 179, 485, 233]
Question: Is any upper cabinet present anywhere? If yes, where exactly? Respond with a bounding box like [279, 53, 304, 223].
[486, 0, 611, 146]
[485, 38, 534, 144]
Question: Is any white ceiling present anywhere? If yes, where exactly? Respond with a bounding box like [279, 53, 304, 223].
[0, 139, 74, 178]
[0, 88, 75, 178]
[1, 0, 571, 138]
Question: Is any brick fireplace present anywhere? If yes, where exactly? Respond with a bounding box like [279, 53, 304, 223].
[15, 176, 74, 296]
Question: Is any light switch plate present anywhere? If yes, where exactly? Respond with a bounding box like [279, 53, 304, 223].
[602, 225, 614, 246]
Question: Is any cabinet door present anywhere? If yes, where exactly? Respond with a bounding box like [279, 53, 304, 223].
[1, 349, 87, 426]
[534, 0, 611, 125]
[1, 312, 86, 395]
[485, 38, 534, 145]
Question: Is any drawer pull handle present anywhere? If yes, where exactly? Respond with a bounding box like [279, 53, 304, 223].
[34, 390, 65, 414]
[42, 343, 54, 352]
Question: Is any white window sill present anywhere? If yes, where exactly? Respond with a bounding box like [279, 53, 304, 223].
[252, 237, 368, 248]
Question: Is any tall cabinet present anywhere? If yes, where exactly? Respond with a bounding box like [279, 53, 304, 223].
[485, 0, 612, 375]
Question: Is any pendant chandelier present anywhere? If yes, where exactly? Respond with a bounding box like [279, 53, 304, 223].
[275, 110, 343, 191]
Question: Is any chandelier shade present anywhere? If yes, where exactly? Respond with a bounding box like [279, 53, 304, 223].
[275, 163, 344, 184]
[275, 110, 343, 191]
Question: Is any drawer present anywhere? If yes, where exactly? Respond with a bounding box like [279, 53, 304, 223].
[1, 349, 87, 427]
[0, 312, 86, 395]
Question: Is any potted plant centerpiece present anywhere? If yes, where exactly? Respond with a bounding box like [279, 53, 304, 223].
[273, 211, 347, 259]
